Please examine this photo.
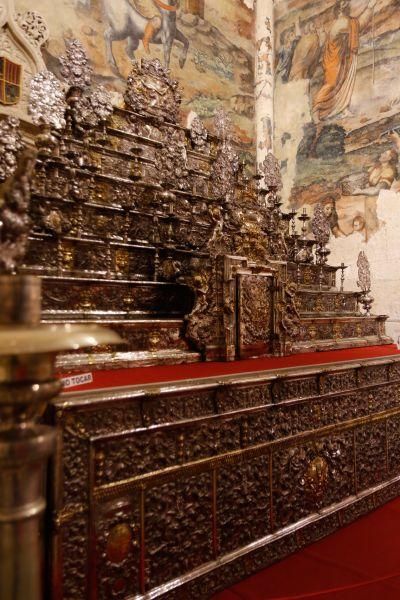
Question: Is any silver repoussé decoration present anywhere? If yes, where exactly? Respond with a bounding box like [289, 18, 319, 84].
[211, 108, 239, 200]
[59, 38, 92, 89]
[90, 85, 113, 122]
[0, 117, 24, 181]
[260, 152, 282, 190]
[357, 251, 374, 316]
[312, 203, 331, 287]
[74, 85, 113, 128]
[357, 250, 371, 292]
[311, 203, 330, 246]
[214, 107, 233, 143]
[190, 116, 208, 152]
[29, 70, 67, 129]
[124, 58, 181, 123]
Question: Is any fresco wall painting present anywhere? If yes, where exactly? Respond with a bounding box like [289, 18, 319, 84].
[15, 0, 255, 145]
[255, 0, 274, 166]
[274, 0, 400, 243]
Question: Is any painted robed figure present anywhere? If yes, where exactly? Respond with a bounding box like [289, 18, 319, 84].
[313, 0, 376, 122]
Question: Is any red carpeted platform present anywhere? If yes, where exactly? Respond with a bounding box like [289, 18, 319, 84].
[212, 497, 400, 600]
[60, 344, 400, 393]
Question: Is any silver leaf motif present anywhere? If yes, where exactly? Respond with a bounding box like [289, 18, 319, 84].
[211, 143, 239, 201]
[59, 39, 92, 89]
[357, 251, 371, 293]
[29, 70, 67, 130]
[214, 108, 233, 143]
[0, 117, 24, 181]
[156, 126, 189, 191]
[73, 85, 112, 132]
[90, 85, 113, 122]
[311, 203, 331, 246]
[190, 116, 208, 152]
[260, 153, 282, 190]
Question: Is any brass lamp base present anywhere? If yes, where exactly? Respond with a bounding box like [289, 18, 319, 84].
[0, 275, 121, 600]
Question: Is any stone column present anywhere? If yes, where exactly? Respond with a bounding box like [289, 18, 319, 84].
[255, 0, 274, 168]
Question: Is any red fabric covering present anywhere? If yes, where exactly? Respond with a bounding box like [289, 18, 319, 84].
[60, 345, 400, 393]
[212, 497, 400, 600]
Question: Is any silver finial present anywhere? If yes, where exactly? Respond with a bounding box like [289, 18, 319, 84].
[259, 152, 282, 190]
[29, 70, 67, 130]
[59, 39, 92, 89]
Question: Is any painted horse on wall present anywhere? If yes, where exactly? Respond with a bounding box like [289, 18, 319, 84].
[101, 0, 190, 72]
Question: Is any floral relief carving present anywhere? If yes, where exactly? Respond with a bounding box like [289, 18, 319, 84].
[16, 10, 49, 48]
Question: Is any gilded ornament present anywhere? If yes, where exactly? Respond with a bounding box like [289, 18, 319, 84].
[106, 524, 133, 565]
[303, 266, 313, 285]
[304, 456, 329, 502]
[315, 295, 324, 312]
[61, 244, 75, 271]
[308, 325, 317, 339]
[333, 323, 342, 339]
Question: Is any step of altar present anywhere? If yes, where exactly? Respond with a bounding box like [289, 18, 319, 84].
[56, 348, 201, 372]
[287, 262, 338, 289]
[296, 288, 360, 317]
[44, 318, 201, 371]
[37, 275, 195, 319]
[295, 315, 392, 353]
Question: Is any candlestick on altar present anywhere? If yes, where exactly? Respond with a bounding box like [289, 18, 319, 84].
[298, 207, 310, 239]
[340, 262, 347, 292]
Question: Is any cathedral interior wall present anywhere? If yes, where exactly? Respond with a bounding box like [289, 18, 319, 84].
[18, 0, 255, 149]
[274, 0, 400, 342]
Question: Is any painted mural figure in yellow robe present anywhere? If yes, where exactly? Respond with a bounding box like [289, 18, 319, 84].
[313, 0, 376, 122]
[134, 0, 179, 53]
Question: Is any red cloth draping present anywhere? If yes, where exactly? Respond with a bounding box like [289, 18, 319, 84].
[59, 344, 400, 393]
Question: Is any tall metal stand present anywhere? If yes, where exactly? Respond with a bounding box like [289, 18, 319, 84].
[0, 275, 120, 600]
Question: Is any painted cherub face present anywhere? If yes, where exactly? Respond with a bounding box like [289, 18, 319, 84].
[380, 149, 392, 162]
[380, 149, 398, 164]
[353, 217, 365, 232]
[323, 201, 334, 217]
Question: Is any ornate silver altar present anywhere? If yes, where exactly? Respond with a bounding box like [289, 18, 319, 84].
[0, 33, 396, 600]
